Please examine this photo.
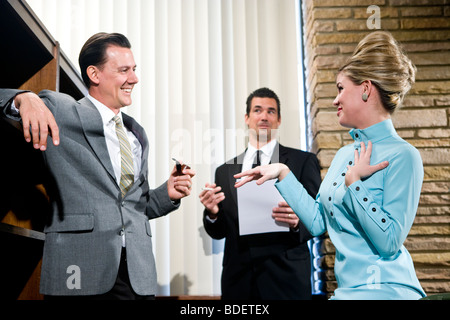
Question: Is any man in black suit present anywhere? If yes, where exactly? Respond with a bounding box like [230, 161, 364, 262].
[199, 87, 321, 299]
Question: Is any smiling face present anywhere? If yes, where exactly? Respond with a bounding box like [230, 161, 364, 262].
[89, 45, 138, 113]
[333, 72, 367, 129]
[245, 97, 281, 146]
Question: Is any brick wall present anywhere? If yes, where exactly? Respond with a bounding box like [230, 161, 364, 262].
[302, 0, 450, 297]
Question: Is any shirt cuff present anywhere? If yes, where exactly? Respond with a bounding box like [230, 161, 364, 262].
[3, 99, 21, 121]
[205, 214, 217, 223]
[10, 100, 20, 114]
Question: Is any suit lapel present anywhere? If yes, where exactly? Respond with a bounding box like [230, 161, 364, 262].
[273, 142, 289, 166]
[75, 97, 116, 183]
[227, 152, 245, 208]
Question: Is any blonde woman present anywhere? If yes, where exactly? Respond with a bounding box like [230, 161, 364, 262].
[235, 31, 426, 300]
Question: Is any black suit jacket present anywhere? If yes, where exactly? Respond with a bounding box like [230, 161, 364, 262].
[203, 143, 321, 299]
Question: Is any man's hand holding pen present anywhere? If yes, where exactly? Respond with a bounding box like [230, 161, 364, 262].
[168, 158, 196, 201]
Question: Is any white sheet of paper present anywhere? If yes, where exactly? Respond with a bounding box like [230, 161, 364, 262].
[237, 179, 289, 235]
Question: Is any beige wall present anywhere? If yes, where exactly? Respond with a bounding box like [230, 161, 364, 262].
[302, 0, 450, 296]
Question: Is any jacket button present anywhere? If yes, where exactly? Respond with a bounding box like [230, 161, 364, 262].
[372, 207, 376, 212]
[363, 197, 368, 202]
[381, 218, 386, 223]
[355, 186, 360, 191]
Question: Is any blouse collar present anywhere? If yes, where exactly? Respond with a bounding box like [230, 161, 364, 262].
[349, 119, 397, 147]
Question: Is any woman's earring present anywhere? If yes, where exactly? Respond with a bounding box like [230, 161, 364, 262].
[362, 92, 368, 102]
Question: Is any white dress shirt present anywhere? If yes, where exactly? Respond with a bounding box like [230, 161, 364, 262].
[87, 95, 142, 186]
[242, 139, 277, 172]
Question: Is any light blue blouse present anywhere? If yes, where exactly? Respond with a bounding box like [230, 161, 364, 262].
[276, 119, 426, 299]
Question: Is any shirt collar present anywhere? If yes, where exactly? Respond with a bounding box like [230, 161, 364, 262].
[87, 94, 123, 126]
[247, 139, 277, 158]
[349, 119, 397, 146]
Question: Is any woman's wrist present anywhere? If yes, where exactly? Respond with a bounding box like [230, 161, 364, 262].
[278, 164, 290, 181]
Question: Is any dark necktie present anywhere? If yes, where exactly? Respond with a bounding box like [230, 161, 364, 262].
[252, 150, 262, 168]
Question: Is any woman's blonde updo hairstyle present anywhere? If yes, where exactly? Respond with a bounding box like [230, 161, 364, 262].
[339, 31, 416, 113]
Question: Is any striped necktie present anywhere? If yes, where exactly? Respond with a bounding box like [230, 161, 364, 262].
[113, 115, 134, 196]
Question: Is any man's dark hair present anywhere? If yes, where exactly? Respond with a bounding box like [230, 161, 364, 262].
[245, 87, 281, 118]
[79, 32, 132, 88]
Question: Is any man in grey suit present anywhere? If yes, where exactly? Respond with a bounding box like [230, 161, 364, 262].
[0, 33, 195, 299]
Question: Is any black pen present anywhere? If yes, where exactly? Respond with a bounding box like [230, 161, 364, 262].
[172, 158, 191, 173]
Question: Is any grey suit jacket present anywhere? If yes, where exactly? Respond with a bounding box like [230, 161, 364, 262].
[1, 89, 178, 296]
